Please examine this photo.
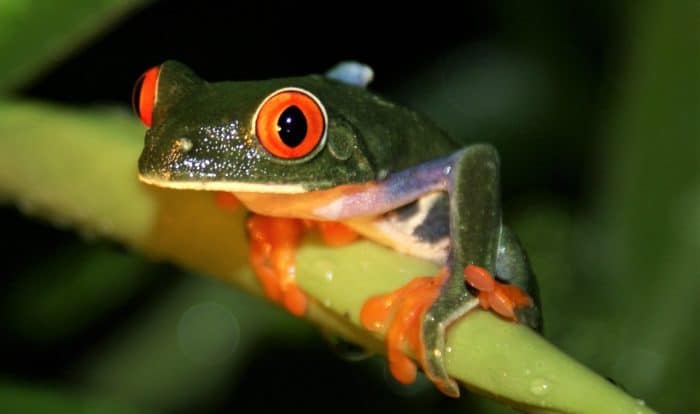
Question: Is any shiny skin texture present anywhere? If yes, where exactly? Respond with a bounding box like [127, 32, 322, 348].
[136, 61, 541, 398]
[138, 60, 460, 191]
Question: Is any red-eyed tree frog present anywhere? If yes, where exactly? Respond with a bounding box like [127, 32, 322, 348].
[133, 60, 542, 398]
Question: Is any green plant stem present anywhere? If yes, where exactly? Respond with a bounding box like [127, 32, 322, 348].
[0, 101, 655, 414]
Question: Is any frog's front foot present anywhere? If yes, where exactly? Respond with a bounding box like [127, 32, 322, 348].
[246, 215, 359, 317]
[360, 265, 534, 397]
[247, 215, 308, 316]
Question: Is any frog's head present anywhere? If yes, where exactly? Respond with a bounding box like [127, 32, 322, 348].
[135, 60, 379, 193]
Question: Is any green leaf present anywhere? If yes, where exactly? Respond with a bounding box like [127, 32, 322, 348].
[79, 275, 313, 411]
[598, 0, 700, 412]
[0, 383, 151, 414]
[0, 0, 150, 93]
[2, 245, 158, 341]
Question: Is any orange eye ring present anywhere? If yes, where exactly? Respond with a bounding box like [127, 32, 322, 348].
[132, 65, 160, 127]
[254, 88, 327, 160]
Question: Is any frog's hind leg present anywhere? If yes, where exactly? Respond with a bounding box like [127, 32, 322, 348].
[420, 144, 507, 396]
[360, 145, 539, 398]
[424, 145, 540, 395]
[492, 226, 542, 331]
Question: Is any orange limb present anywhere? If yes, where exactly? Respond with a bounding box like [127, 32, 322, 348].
[464, 264, 532, 321]
[215, 192, 242, 211]
[360, 268, 448, 385]
[316, 221, 359, 246]
[247, 216, 360, 317]
[360, 265, 533, 388]
[247, 215, 307, 316]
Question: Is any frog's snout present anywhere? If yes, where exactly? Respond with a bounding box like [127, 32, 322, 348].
[173, 137, 193, 153]
[137, 130, 192, 179]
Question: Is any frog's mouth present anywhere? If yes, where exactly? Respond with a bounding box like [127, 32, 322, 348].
[137, 174, 308, 194]
[138, 172, 370, 220]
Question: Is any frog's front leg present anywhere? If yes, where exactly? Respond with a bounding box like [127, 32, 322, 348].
[245, 215, 359, 316]
[246, 215, 307, 316]
[359, 145, 540, 397]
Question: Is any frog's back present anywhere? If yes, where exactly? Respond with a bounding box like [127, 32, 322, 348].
[292, 76, 461, 175]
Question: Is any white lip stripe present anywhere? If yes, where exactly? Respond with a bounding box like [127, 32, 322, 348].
[138, 175, 307, 194]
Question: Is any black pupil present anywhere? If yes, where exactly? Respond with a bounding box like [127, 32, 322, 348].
[277, 105, 307, 147]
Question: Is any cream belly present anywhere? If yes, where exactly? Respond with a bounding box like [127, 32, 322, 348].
[343, 192, 450, 264]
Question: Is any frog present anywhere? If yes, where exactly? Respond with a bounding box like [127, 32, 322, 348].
[133, 60, 542, 398]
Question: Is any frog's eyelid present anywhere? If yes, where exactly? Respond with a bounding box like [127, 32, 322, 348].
[325, 61, 374, 88]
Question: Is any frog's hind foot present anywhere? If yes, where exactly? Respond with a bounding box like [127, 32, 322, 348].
[359, 264, 536, 398]
[464, 264, 533, 322]
[360, 267, 486, 398]
[360, 267, 486, 397]
[360, 268, 465, 394]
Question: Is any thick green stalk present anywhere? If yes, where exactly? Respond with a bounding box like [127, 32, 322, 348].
[0, 101, 654, 413]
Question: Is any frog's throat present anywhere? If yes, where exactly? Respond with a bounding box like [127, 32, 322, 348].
[138, 174, 307, 194]
[139, 173, 381, 221]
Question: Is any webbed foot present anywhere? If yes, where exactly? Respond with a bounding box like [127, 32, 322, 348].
[464, 264, 533, 322]
[360, 268, 452, 389]
[360, 264, 535, 397]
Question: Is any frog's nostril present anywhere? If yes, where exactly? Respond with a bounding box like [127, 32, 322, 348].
[175, 137, 193, 153]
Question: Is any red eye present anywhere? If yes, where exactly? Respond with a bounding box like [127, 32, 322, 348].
[255, 88, 327, 159]
[132, 65, 160, 127]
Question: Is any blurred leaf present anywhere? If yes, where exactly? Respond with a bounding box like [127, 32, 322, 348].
[2, 244, 158, 341]
[506, 201, 579, 340]
[0, 100, 655, 413]
[0, 383, 150, 414]
[0, 0, 150, 93]
[0, 102, 154, 246]
[597, 0, 700, 412]
[78, 274, 312, 412]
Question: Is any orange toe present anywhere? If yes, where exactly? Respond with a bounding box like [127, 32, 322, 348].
[247, 216, 360, 317]
[282, 283, 307, 317]
[247, 215, 308, 316]
[464, 264, 532, 322]
[360, 268, 448, 386]
[463, 265, 495, 292]
[317, 222, 359, 246]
